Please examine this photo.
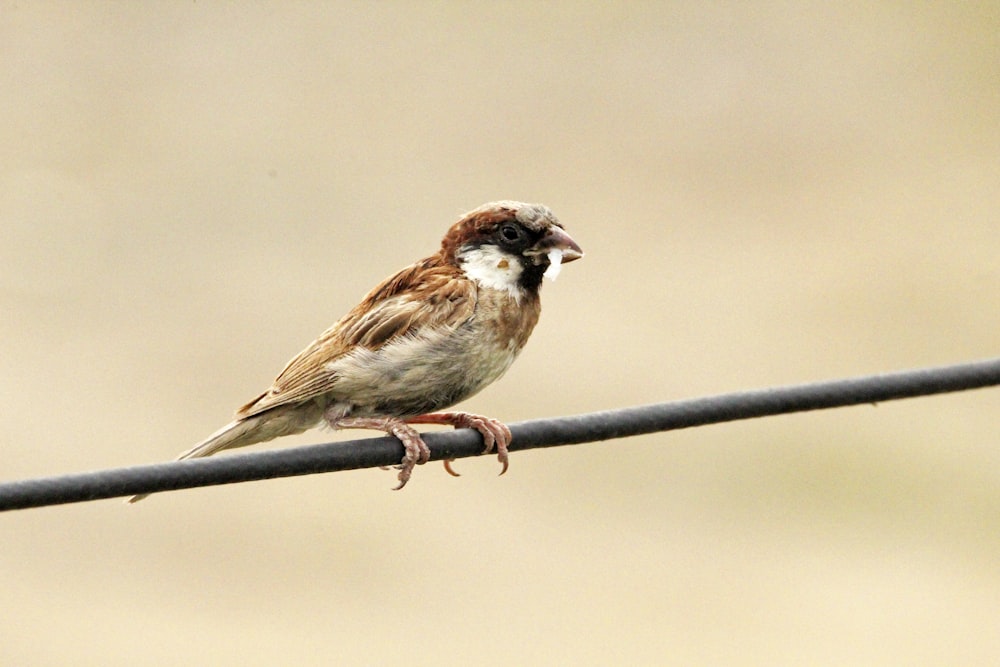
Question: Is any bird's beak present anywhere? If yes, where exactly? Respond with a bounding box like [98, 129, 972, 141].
[534, 226, 584, 262]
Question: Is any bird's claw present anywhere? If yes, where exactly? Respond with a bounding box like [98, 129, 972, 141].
[334, 412, 510, 489]
[331, 416, 429, 490]
[407, 411, 511, 477]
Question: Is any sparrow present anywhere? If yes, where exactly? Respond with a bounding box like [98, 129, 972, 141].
[127, 201, 582, 502]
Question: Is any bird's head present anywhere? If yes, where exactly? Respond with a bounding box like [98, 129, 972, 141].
[441, 201, 583, 297]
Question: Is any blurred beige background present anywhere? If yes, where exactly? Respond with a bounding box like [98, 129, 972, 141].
[2, 3, 999, 665]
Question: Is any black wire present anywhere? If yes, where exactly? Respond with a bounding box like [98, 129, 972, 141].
[2, 357, 999, 512]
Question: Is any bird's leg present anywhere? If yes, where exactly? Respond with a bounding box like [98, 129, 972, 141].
[406, 412, 512, 477]
[332, 416, 430, 490]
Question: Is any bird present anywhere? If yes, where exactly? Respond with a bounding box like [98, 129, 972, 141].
[127, 201, 582, 502]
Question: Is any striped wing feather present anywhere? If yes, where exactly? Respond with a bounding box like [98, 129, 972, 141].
[236, 259, 475, 419]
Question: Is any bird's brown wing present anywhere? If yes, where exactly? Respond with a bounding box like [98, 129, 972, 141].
[235, 259, 476, 419]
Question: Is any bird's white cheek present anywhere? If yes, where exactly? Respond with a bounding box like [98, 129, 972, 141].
[458, 246, 524, 299]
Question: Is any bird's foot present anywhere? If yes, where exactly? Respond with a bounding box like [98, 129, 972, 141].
[406, 411, 512, 477]
[332, 416, 430, 490]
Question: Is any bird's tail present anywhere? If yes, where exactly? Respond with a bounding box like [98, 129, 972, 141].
[177, 418, 265, 460]
[126, 404, 321, 504]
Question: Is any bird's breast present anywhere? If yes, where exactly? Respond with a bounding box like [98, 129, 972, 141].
[326, 288, 540, 418]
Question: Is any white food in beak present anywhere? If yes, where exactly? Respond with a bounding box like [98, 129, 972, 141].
[543, 248, 564, 281]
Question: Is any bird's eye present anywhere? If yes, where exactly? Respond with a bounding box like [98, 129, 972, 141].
[498, 223, 523, 244]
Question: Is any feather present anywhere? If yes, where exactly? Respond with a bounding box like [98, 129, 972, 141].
[235, 263, 475, 419]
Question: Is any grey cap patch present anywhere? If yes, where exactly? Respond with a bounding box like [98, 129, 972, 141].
[464, 200, 559, 231]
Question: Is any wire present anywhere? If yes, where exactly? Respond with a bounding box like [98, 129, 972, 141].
[2, 357, 999, 512]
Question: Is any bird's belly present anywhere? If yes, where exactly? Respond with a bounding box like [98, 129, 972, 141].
[325, 325, 520, 418]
